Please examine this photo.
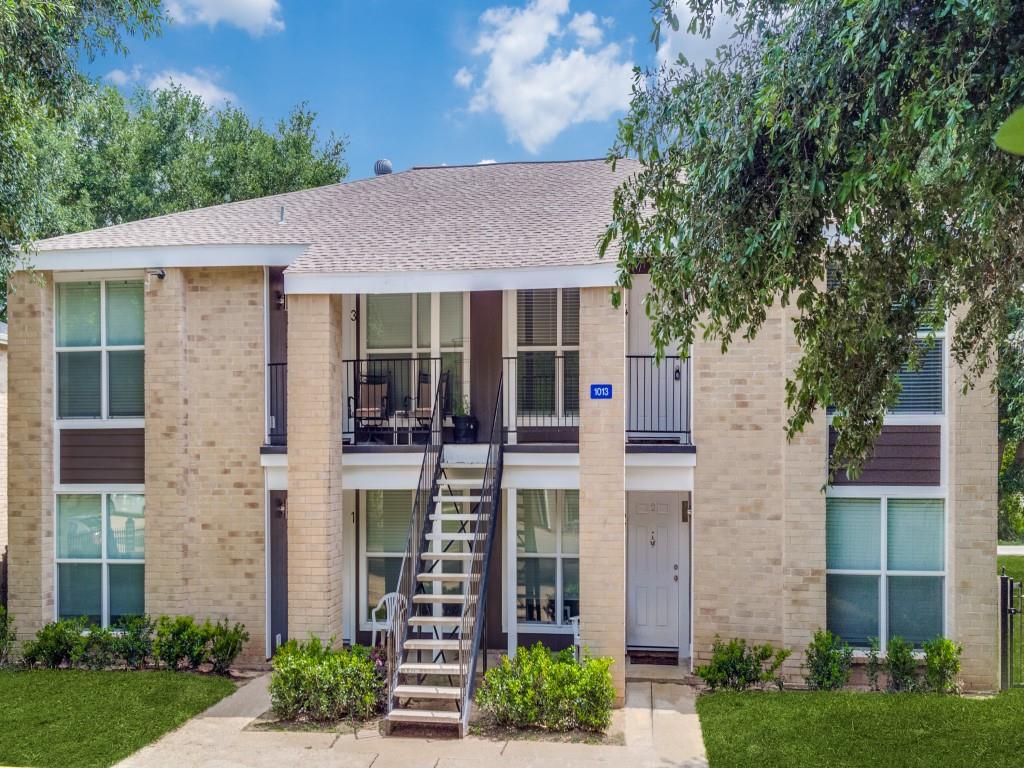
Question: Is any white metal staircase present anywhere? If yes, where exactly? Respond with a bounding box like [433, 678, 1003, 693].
[384, 377, 504, 735]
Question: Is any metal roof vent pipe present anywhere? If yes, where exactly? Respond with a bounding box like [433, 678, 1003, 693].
[374, 158, 393, 176]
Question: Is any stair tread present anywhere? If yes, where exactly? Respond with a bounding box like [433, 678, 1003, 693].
[416, 573, 475, 581]
[439, 477, 482, 486]
[412, 594, 466, 603]
[420, 552, 479, 560]
[388, 709, 461, 724]
[408, 616, 461, 626]
[441, 462, 486, 469]
[404, 639, 460, 650]
[425, 532, 486, 540]
[400, 662, 461, 675]
[434, 495, 483, 503]
[393, 684, 460, 699]
[429, 513, 482, 521]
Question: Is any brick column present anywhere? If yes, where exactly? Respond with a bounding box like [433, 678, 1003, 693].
[144, 268, 191, 617]
[949, 357, 998, 690]
[7, 271, 55, 639]
[578, 286, 626, 701]
[287, 294, 345, 642]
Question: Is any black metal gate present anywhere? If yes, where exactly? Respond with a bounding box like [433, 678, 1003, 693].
[1000, 570, 1023, 689]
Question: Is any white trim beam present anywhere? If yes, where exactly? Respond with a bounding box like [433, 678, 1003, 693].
[33, 244, 306, 271]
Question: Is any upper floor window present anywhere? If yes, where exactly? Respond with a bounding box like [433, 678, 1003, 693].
[56, 280, 144, 419]
[362, 292, 467, 410]
[516, 289, 579, 417]
[892, 339, 943, 414]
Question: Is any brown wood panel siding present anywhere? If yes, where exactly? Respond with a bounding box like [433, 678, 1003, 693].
[829, 425, 940, 486]
[59, 428, 145, 484]
[470, 292, 502, 420]
[268, 267, 287, 365]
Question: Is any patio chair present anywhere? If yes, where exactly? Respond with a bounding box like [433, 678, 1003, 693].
[407, 371, 434, 427]
[348, 372, 391, 441]
[370, 592, 406, 648]
[567, 616, 582, 662]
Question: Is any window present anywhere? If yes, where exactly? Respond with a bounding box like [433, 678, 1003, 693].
[516, 489, 579, 626]
[362, 490, 410, 621]
[826, 497, 944, 649]
[56, 493, 145, 626]
[362, 293, 467, 411]
[516, 289, 579, 418]
[56, 280, 144, 419]
[892, 339, 943, 414]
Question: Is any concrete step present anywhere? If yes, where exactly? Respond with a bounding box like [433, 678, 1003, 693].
[429, 513, 482, 522]
[388, 708, 461, 724]
[434, 495, 483, 504]
[416, 573, 475, 583]
[392, 684, 460, 700]
[399, 661, 461, 676]
[420, 551, 478, 561]
[425, 532, 485, 542]
[437, 478, 482, 488]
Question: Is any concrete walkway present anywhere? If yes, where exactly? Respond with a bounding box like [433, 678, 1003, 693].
[999, 545, 1024, 557]
[117, 675, 707, 768]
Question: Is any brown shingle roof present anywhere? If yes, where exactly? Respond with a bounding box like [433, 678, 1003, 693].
[35, 158, 638, 273]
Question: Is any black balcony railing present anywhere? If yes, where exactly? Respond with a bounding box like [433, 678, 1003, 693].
[502, 354, 579, 443]
[626, 355, 691, 444]
[343, 357, 458, 445]
[267, 362, 288, 446]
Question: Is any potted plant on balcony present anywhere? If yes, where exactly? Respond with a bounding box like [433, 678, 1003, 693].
[452, 394, 478, 444]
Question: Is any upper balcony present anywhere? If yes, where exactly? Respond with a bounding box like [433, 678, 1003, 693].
[263, 282, 692, 452]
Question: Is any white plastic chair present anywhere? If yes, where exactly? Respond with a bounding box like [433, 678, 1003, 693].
[370, 592, 405, 648]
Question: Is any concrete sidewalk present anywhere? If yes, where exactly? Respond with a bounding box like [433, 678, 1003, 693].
[117, 675, 708, 768]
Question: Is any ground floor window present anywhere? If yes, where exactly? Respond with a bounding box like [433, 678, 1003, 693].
[56, 493, 145, 626]
[825, 496, 945, 649]
[516, 489, 579, 626]
[361, 489, 411, 622]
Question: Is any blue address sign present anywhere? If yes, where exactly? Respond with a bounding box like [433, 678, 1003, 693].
[589, 384, 613, 400]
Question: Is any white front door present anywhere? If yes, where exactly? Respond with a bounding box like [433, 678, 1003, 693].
[627, 492, 686, 650]
[627, 275, 686, 437]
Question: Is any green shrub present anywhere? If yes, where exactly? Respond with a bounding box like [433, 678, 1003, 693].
[113, 615, 155, 670]
[923, 637, 962, 694]
[0, 606, 14, 667]
[475, 643, 615, 732]
[885, 636, 917, 692]
[866, 637, 882, 691]
[208, 619, 250, 674]
[269, 638, 383, 722]
[75, 626, 117, 670]
[22, 618, 88, 668]
[804, 629, 853, 691]
[154, 615, 208, 670]
[695, 637, 792, 691]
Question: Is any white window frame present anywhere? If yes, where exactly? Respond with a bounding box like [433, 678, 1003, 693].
[358, 489, 413, 632]
[358, 292, 471, 412]
[824, 492, 947, 654]
[512, 488, 579, 633]
[53, 273, 145, 425]
[53, 490, 145, 628]
[506, 288, 581, 432]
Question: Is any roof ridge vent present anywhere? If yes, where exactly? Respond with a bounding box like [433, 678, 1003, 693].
[374, 159, 393, 176]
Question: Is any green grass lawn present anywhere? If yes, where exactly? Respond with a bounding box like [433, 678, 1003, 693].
[998, 554, 1024, 582]
[0, 670, 236, 768]
[697, 689, 1024, 768]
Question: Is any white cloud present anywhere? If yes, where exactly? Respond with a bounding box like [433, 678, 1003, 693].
[477, 158, 497, 164]
[104, 66, 143, 87]
[165, 0, 284, 36]
[148, 69, 238, 106]
[656, 1, 733, 69]
[453, 67, 474, 89]
[568, 11, 602, 46]
[462, 0, 633, 153]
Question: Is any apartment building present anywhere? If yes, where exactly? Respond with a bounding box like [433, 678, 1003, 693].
[6, 159, 997, 733]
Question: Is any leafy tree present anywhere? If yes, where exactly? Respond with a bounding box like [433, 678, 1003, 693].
[998, 303, 1024, 540]
[604, 0, 1024, 476]
[0, 0, 162, 294]
[32, 84, 348, 237]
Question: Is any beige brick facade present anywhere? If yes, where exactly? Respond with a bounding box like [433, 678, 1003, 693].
[144, 267, 268, 663]
[577, 286, 627, 701]
[286, 293, 345, 642]
[7, 271, 55, 639]
[949, 357, 998, 690]
[0, 340, 9, 556]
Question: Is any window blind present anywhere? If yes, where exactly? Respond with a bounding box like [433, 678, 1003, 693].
[106, 281, 144, 346]
[366, 295, 412, 349]
[108, 350, 145, 417]
[439, 293, 463, 347]
[57, 495, 103, 559]
[58, 352, 101, 418]
[825, 498, 881, 570]
[887, 499, 943, 572]
[365, 490, 412, 552]
[892, 340, 943, 414]
[416, 294, 430, 348]
[561, 288, 579, 346]
[518, 289, 557, 346]
[56, 282, 101, 347]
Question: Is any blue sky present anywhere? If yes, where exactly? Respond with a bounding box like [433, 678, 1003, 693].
[89, 1, 726, 180]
